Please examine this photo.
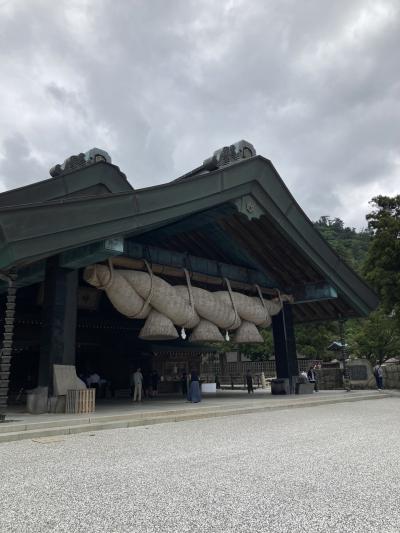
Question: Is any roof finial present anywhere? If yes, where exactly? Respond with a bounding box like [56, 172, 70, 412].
[203, 140, 256, 170]
[49, 148, 112, 177]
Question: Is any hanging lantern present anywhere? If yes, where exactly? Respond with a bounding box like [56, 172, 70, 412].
[139, 310, 178, 341]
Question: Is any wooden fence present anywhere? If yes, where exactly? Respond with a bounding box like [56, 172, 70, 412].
[200, 360, 321, 387]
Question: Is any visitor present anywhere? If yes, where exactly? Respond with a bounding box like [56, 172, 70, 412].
[307, 365, 319, 392]
[181, 371, 188, 397]
[373, 361, 384, 390]
[132, 368, 143, 402]
[246, 370, 254, 394]
[189, 370, 201, 403]
[87, 372, 101, 396]
[142, 370, 151, 399]
[87, 372, 100, 388]
[299, 371, 309, 383]
[151, 370, 159, 397]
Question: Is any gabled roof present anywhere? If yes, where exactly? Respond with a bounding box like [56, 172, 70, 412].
[0, 160, 132, 207]
[0, 155, 378, 321]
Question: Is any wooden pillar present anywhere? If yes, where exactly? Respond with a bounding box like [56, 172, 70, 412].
[272, 302, 299, 393]
[0, 272, 17, 418]
[38, 256, 78, 395]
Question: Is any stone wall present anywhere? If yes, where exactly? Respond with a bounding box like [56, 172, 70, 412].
[201, 359, 400, 389]
[346, 359, 375, 390]
[315, 369, 343, 390]
[383, 364, 400, 389]
[317, 362, 400, 390]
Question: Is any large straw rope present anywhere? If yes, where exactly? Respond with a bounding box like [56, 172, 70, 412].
[119, 268, 197, 327]
[215, 289, 266, 325]
[83, 263, 151, 319]
[84, 264, 274, 342]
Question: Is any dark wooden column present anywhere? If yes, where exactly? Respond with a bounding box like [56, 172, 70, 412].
[272, 302, 299, 392]
[0, 272, 17, 418]
[38, 256, 78, 394]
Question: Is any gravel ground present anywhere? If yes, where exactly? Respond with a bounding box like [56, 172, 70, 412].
[0, 397, 399, 533]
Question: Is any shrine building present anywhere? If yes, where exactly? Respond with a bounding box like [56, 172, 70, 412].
[0, 141, 378, 412]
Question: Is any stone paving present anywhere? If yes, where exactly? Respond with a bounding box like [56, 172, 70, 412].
[0, 389, 388, 443]
[0, 396, 399, 532]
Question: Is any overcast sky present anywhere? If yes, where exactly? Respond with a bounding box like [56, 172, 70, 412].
[0, 0, 399, 228]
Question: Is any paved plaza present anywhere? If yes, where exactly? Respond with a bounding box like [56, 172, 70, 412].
[0, 396, 399, 532]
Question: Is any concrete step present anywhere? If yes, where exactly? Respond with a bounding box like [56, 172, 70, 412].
[0, 403, 235, 434]
[0, 392, 391, 444]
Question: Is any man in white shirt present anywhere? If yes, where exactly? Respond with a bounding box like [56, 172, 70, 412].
[132, 368, 143, 402]
[87, 372, 100, 388]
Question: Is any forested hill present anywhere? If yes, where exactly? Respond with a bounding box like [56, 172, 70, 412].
[314, 216, 372, 273]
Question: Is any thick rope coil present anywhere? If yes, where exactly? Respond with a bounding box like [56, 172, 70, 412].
[128, 259, 154, 319]
[276, 288, 283, 306]
[96, 259, 115, 290]
[183, 268, 195, 310]
[255, 284, 266, 310]
[224, 277, 239, 331]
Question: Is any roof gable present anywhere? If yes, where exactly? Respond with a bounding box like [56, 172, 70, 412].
[0, 155, 378, 320]
[0, 161, 132, 208]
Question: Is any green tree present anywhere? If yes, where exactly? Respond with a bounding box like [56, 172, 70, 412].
[295, 321, 338, 360]
[240, 328, 274, 361]
[211, 328, 274, 361]
[314, 216, 372, 273]
[364, 195, 400, 316]
[350, 308, 400, 363]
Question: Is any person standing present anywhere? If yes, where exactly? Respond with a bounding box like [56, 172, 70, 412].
[142, 370, 151, 399]
[181, 371, 188, 397]
[246, 370, 254, 394]
[189, 370, 201, 403]
[373, 361, 384, 390]
[307, 365, 319, 392]
[132, 368, 143, 402]
[151, 370, 159, 397]
[87, 372, 101, 397]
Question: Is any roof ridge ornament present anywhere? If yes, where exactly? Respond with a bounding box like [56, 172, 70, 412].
[49, 147, 112, 177]
[203, 140, 256, 170]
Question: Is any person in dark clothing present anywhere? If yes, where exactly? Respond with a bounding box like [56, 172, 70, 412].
[189, 370, 201, 403]
[181, 371, 188, 397]
[246, 370, 254, 394]
[307, 365, 319, 392]
[373, 361, 384, 390]
[142, 371, 151, 399]
[151, 370, 159, 397]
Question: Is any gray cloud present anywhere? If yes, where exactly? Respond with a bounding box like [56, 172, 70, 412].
[0, 134, 44, 190]
[0, 0, 399, 229]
